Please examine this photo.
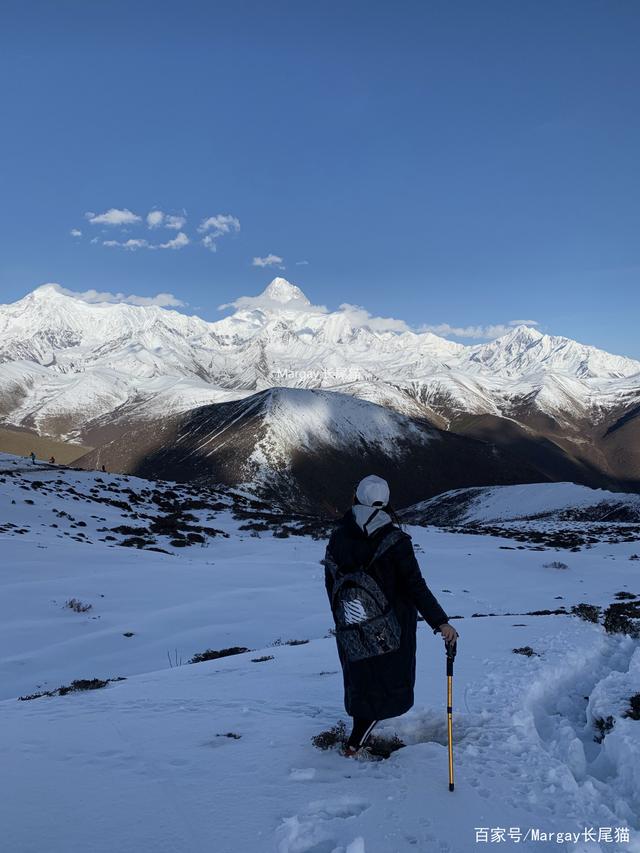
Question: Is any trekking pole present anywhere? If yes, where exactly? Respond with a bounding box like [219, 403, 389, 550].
[446, 639, 456, 792]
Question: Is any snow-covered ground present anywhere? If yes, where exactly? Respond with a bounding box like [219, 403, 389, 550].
[404, 482, 640, 529]
[1, 453, 639, 852]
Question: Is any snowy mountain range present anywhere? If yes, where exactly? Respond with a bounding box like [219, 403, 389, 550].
[1, 278, 639, 502]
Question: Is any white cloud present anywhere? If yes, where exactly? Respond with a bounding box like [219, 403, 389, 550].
[252, 254, 284, 269]
[146, 210, 164, 229]
[165, 214, 186, 230]
[70, 229, 82, 237]
[158, 232, 189, 250]
[337, 303, 410, 333]
[198, 213, 240, 251]
[103, 238, 150, 251]
[421, 320, 540, 339]
[295, 260, 309, 266]
[217, 281, 536, 340]
[46, 283, 185, 308]
[118, 291, 184, 307]
[86, 208, 142, 226]
[198, 214, 240, 234]
[102, 233, 189, 251]
[220, 293, 460, 335]
[146, 210, 187, 230]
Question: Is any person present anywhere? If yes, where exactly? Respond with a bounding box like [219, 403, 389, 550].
[324, 474, 458, 757]
[49, 456, 55, 465]
[29, 451, 36, 465]
[100, 464, 106, 473]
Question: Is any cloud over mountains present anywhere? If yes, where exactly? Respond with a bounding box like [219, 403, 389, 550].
[74, 207, 239, 253]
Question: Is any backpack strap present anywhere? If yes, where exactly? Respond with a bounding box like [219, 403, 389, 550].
[322, 550, 339, 581]
[323, 526, 404, 579]
[366, 527, 405, 569]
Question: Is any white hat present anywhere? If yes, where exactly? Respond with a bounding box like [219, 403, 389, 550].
[355, 474, 390, 508]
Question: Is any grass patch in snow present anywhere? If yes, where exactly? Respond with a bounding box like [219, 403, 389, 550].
[513, 646, 539, 657]
[603, 599, 640, 638]
[571, 603, 601, 624]
[64, 598, 92, 613]
[19, 677, 126, 701]
[367, 733, 406, 758]
[593, 715, 615, 743]
[189, 646, 250, 664]
[311, 721, 405, 758]
[120, 536, 154, 549]
[311, 721, 348, 751]
[624, 694, 640, 721]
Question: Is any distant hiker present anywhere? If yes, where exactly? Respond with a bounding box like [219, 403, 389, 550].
[29, 451, 36, 465]
[100, 464, 106, 473]
[324, 474, 458, 757]
[49, 456, 55, 465]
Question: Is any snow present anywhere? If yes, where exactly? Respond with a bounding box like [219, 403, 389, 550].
[1, 452, 639, 851]
[262, 277, 312, 305]
[1, 279, 639, 439]
[466, 481, 640, 522]
[461, 326, 640, 381]
[407, 481, 640, 525]
[252, 387, 435, 465]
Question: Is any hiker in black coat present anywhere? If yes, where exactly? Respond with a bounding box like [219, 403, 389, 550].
[324, 474, 458, 756]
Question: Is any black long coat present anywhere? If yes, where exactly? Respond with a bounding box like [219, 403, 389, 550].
[324, 511, 449, 720]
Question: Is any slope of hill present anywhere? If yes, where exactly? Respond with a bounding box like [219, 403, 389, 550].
[76, 387, 550, 512]
[402, 482, 640, 527]
[400, 482, 640, 559]
[0, 426, 90, 463]
[1, 453, 639, 852]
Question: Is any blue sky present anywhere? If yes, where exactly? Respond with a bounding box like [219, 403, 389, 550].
[0, 0, 639, 355]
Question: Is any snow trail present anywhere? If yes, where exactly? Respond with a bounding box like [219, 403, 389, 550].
[1, 456, 639, 851]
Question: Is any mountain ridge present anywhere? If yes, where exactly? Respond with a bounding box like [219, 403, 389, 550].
[2, 279, 637, 383]
[1, 279, 639, 500]
[76, 385, 549, 512]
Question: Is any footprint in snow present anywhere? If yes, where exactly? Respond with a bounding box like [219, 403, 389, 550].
[275, 797, 371, 853]
[290, 768, 317, 781]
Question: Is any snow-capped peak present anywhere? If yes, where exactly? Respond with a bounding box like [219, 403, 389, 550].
[463, 323, 639, 380]
[499, 324, 544, 344]
[1, 280, 639, 442]
[30, 283, 68, 300]
[260, 277, 310, 305]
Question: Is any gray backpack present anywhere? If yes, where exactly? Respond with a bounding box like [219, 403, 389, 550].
[325, 528, 403, 662]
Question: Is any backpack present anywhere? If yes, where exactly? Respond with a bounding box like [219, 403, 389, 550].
[325, 528, 404, 663]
